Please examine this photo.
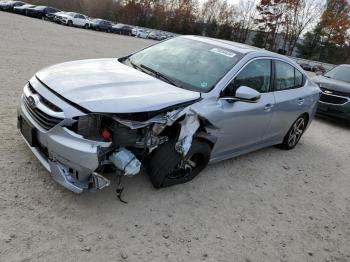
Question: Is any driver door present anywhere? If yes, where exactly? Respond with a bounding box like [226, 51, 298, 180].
[209, 59, 275, 158]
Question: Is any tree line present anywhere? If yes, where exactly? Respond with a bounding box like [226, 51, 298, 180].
[26, 0, 350, 64]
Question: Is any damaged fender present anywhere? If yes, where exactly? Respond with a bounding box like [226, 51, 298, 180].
[110, 105, 217, 157]
[175, 112, 200, 156]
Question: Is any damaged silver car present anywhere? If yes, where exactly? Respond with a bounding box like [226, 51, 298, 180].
[17, 36, 320, 194]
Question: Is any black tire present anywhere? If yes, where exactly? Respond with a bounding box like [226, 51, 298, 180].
[148, 139, 211, 188]
[280, 115, 307, 150]
[67, 20, 73, 26]
[84, 24, 89, 29]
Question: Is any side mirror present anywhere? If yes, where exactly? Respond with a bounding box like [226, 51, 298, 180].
[234, 86, 261, 102]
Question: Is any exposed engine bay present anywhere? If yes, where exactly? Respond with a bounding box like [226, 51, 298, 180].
[64, 104, 215, 200]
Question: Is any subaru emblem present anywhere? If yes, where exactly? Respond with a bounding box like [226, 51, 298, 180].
[27, 95, 38, 108]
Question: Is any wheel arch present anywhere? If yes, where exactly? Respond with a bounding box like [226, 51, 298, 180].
[194, 131, 217, 149]
[300, 112, 310, 127]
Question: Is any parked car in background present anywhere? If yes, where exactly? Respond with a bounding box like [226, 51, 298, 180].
[299, 63, 312, 71]
[112, 23, 133, 35]
[0, 1, 25, 11]
[13, 3, 35, 14]
[312, 65, 326, 74]
[132, 28, 149, 38]
[17, 36, 320, 193]
[312, 64, 350, 120]
[26, 5, 60, 19]
[148, 31, 167, 41]
[46, 10, 64, 21]
[148, 31, 163, 40]
[90, 19, 113, 32]
[55, 12, 90, 28]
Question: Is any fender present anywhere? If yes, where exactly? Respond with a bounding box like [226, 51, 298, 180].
[194, 131, 217, 148]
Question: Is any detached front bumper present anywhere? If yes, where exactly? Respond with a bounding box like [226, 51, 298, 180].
[18, 80, 111, 193]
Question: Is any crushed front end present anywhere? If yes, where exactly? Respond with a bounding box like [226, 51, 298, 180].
[17, 77, 204, 193]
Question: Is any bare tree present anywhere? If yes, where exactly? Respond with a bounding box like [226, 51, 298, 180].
[234, 0, 258, 42]
[282, 0, 326, 55]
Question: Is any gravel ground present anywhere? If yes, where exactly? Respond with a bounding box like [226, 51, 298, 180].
[1, 11, 350, 262]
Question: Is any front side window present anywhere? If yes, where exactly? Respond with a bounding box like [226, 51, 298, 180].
[128, 37, 242, 92]
[275, 61, 305, 90]
[221, 59, 271, 97]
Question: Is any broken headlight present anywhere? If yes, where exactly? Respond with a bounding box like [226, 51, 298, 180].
[71, 114, 167, 150]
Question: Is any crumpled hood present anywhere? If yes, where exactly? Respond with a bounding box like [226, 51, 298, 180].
[312, 75, 350, 93]
[35, 59, 200, 113]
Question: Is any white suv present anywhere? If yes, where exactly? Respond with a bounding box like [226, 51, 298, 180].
[55, 12, 90, 29]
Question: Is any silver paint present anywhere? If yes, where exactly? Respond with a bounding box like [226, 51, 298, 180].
[18, 36, 321, 193]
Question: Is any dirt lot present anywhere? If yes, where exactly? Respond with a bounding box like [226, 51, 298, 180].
[1, 12, 350, 262]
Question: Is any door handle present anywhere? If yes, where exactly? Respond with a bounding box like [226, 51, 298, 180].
[264, 104, 273, 111]
[297, 98, 305, 105]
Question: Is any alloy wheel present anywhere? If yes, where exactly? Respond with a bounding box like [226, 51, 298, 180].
[166, 153, 203, 180]
[288, 118, 305, 147]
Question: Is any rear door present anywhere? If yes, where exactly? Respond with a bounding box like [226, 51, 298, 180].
[267, 60, 308, 140]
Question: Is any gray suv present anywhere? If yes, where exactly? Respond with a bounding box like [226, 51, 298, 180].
[312, 64, 350, 121]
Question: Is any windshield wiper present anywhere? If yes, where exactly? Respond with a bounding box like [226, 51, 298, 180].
[139, 64, 180, 88]
[127, 58, 148, 74]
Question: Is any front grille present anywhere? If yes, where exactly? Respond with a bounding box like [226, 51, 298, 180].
[24, 96, 63, 130]
[320, 93, 348, 105]
[320, 87, 350, 98]
[28, 83, 62, 112]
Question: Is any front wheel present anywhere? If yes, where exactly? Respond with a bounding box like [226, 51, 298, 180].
[67, 20, 73, 26]
[84, 24, 89, 29]
[148, 139, 211, 188]
[280, 115, 307, 150]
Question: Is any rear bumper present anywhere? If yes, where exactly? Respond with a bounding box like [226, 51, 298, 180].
[18, 87, 111, 193]
[317, 101, 350, 120]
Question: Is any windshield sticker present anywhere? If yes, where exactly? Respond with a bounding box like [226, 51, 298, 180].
[210, 48, 236, 58]
[201, 82, 208, 88]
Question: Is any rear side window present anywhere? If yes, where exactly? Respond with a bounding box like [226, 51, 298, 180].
[275, 60, 305, 90]
[295, 69, 303, 87]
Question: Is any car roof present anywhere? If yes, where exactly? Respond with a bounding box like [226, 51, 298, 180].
[182, 35, 298, 62]
[183, 35, 262, 54]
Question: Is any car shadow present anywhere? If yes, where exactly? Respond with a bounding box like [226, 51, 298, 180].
[316, 114, 350, 129]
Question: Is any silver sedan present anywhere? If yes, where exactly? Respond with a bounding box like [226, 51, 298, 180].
[17, 36, 321, 193]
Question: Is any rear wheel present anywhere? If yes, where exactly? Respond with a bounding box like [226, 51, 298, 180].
[84, 24, 89, 29]
[148, 139, 211, 188]
[280, 115, 307, 150]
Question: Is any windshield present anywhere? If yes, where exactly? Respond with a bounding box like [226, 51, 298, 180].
[128, 37, 242, 92]
[324, 65, 350, 83]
